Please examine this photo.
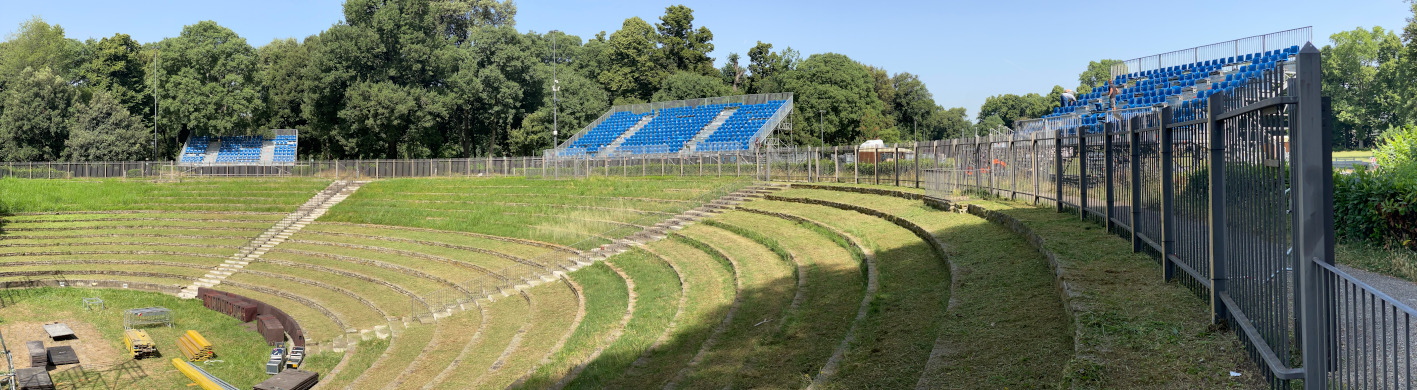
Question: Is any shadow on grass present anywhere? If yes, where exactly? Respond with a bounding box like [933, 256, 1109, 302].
[519, 214, 1077, 389]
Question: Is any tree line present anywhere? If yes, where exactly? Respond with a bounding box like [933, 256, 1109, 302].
[0, 0, 982, 162]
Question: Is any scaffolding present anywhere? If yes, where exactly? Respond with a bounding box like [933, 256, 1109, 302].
[123, 307, 174, 329]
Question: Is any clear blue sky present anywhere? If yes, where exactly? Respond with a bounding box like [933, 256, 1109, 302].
[3, 0, 1410, 120]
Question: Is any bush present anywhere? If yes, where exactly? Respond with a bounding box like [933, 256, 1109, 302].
[1375, 125, 1417, 184]
[1334, 167, 1417, 249]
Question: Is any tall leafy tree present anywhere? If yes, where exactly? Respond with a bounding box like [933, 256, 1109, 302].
[599, 17, 663, 103]
[63, 91, 150, 161]
[745, 42, 798, 94]
[457, 25, 541, 156]
[0, 17, 81, 83]
[74, 34, 150, 123]
[256, 38, 311, 130]
[773, 53, 884, 145]
[1322, 26, 1405, 148]
[651, 71, 731, 102]
[1076, 59, 1121, 94]
[932, 107, 973, 140]
[432, 0, 517, 46]
[977, 92, 1052, 129]
[719, 52, 745, 92]
[337, 81, 444, 158]
[655, 5, 715, 75]
[0, 67, 75, 161]
[1401, 2, 1417, 125]
[155, 20, 260, 159]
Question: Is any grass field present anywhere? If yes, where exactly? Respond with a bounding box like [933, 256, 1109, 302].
[321, 177, 748, 249]
[0, 177, 332, 213]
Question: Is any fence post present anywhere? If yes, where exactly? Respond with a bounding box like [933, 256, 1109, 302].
[1129, 116, 1143, 253]
[894, 143, 900, 187]
[1104, 121, 1115, 231]
[914, 141, 921, 188]
[853, 146, 859, 184]
[1054, 130, 1063, 213]
[1205, 90, 1228, 325]
[1078, 128, 1088, 221]
[1293, 43, 1330, 390]
[1032, 133, 1040, 205]
[833, 146, 840, 183]
[1160, 107, 1177, 281]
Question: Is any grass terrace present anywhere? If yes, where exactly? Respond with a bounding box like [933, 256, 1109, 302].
[320, 176, 749, 249]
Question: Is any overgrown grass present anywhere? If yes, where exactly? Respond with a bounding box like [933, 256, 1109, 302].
[715, 211, 864, 389]
[515, 262, 628, 389]
[0, 288, 271, 388]
[675, 224, 795, 389]
[0, 177, 331, 213]
[568, 249, 681, 388]
[1337, 241, 1417, 283]
[747, 199, 948, 389]
[392, 309, 482, 389]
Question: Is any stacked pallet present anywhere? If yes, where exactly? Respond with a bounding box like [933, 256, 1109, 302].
[199, 290, 257, 322]
[25, 340, 46, 367]
[46, 346, 79, 365]
[124, 329, 159, 359]
[253, 369, 318, 390]
[15, 367, 55, 390]
[177, 330, 215, 362]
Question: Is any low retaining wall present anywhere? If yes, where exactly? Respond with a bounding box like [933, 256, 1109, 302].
[786, 183, 924, 200]
[199, 287, 307, 347]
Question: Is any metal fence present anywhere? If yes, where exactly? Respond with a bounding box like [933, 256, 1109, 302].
[920, 45, 1409, 390]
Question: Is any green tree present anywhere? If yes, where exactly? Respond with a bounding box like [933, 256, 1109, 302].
[256, 38, 310, 130]
[978, 115, 1006, 135]
[454, 25, 541, 157]
[1077, 59, 1122, 94]
[432, 0, 518, 46]
[1400, 2, 1417, 125]
[63, 91, 149, 161]
[0, 17, 81, 83]
[0, 67, 75, 161]
[651, 71, 731, 102]
[511, 70, 609, 155]
[773, 53, 884, 145]
[977, 92, 1054, 129]
[1322, 26, 1405, 149]
[599, 17, 663, 103]
[337, 81, 444, 158]
[719, 52, 745, 92]
[933, 107, 973, 140]
[655, 5, 715, 75]
[74, 34, 150, 123]
[155, 20, 261, 158]
[745, 42, 798, 94]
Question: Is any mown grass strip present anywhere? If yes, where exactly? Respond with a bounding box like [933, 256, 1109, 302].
[602, 236, 735, 389]
[425, 292, 531, 389]
[777, 188, 1073, 388]
[567, 249, 681, 388]
[674, 224, 795, 389]
[748, 199, 948, 389]
[713, 211, 865, 389]
[224, 273, 388, 331]
[318, 337, 392, 390]
[0, 177, 332, 213]
[343, 322, 436, 390]
[513, 262, 629, 389]
[968, 201, 1266, 388]
[471, 278, 582, 389]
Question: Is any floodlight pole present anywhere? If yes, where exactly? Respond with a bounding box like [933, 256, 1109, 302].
[551, 31, 560, 151]
[818, 110, 825, 146]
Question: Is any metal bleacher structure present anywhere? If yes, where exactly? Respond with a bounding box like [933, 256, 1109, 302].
[178, 129, 299, 166]
[549, 93, 793, 159]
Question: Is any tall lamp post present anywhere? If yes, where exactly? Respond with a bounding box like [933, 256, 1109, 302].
[818, 110, 825, 146]
[551, 30, 560, 151]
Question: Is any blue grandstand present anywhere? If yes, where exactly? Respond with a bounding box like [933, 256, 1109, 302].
[553, 93, 792, 158]
[177, 129, 299, 165]
[1038, 43, 1303, 136]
